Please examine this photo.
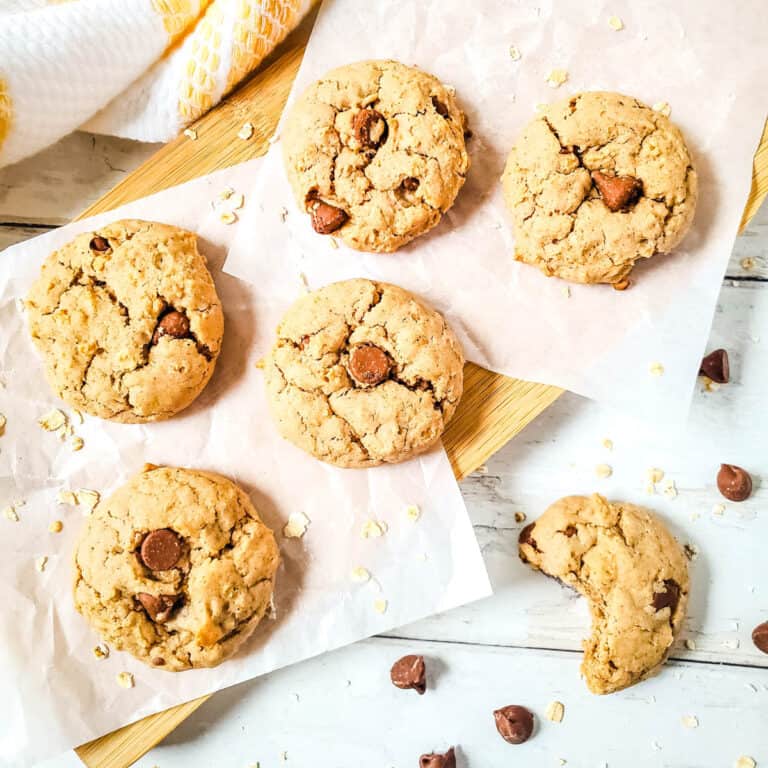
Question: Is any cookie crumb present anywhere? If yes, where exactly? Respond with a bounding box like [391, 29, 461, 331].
[509, 45, 522, 60]
[405, 504, 421, 522]
[3, 505, 19, 522]
[545, 700, 565, 722]
[49, 520, 63, 533]
[93, 643, 110, 660]
[712, 503, 726, 516]
[238, 122, 254, 140]
[219, 210, 238, 225]
[740, 257, 756, 271]
[681, 715, 699, 729]
[684, 638, 697, 650]
[116, 672, 135, 689]
[76, 489, 100, 514]
[373, 598, 388, 614]
[283, 512, 310, 539]
[546, 68, 569, 88]
[35, 555, 48, 572]
[649, 362, 665, 376]
[38, 409, 67, 432]
[602, 438, 613, 451]
[361, 519, 386, 538]
[514, 511, 527, 524]
[0, 413, 5, 436]
[183, 127, 198, 140]
[663, 479, 678, 499]
[595, 463, 613, 479]
[70, 436, 84, 452]
[351, 566, 371, 583]
[653, 101, 672, 117]
[647, 468, 665, 484]
[735, 756, 757, 768]
[608, 15, 624, 30]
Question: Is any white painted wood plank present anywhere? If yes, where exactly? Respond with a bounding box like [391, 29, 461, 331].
[131, 636, 768, 768]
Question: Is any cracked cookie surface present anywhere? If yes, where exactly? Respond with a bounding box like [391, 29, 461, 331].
[26, 220, 224, 423]
[263, 278, 464, 468]
[282, 59, 470, 252]
[73, 465, 279, 671]
[519, 494, 689, 694]
[502, 91, 698, 285]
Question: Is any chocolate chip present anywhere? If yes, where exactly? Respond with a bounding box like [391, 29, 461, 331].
[353, 108, 388, 148]
[152, 310, 190, 345]
[699, 348, 730, 383]
[519, 522, 538, 551]
[151, 656, 166, 666]
[310, 201, 348, 234]
[390, 654, 426, 694]
[493, 705, 535, 744]
[752, 622, 768, 654]
[652, 579, 681, 613]
[419, 747, 455, 768]
[591, 170, 643, 211]
[137, 592, 177, 622]
[140, 529, 182, 571]
[431, 96, 450, 118]
[89, 236, 110, 252]
[402, 177, 420, 192]
[564, 525, 577, 537]
[349, 344, 391, 386]
[717, 463, 752, 502]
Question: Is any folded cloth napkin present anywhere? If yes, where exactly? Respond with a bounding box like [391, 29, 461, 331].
[0, 0, 311, 168]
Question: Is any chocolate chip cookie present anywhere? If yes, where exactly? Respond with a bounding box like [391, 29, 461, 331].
[502, 91, 698, 285]
[519, 494, 689, 694]
[282, 60, 470, 252]
[73, 465, 279, 670]
[263, 278, 464, 467]
[26, 220, 224, 422]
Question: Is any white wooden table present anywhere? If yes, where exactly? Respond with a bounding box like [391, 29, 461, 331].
[6, 133, 766, 768]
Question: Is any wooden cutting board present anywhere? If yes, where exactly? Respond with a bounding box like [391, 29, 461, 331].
[70, 22, 768, 768]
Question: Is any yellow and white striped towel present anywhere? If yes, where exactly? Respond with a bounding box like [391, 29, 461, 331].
[0, 0, 310, 168]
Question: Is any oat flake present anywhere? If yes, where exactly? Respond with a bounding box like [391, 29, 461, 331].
[545, 700, 565, 722]
[283, 512, 310, 539]
[116, 672, 134, 689]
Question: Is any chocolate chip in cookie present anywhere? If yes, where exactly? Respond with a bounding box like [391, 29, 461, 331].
[349, 343, 391, 386]
[353, 108, 388, 148]
[652, 579, 681, 613]
[717, 463, 752, 501]
[402, 177, 420, 192]
[140, 528, 182, 571]
[431, 96, 450, 118]
[591, 171, 643, 212]
[137, 592, 178, 622]
[493, 704, 535, 744]
[152, 309, 190, 346]
[390, 654, 426, 694]
[419, 747, 455, 768]
[89, 236, 111, 252]
[310, 200, 349, 234]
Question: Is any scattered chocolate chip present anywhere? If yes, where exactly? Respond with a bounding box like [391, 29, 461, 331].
[140, 529, 182, 571]
[349, 344, 391, 386]
[717, 463, 752, 502]
[493, 705, 535, 744]
[419, 747, 455, 768]
[89, 236, 110, 252]
[310, 201, 348, 234]
[699, 348, 730, 383]
[402, 176, 420, 192]
[652, 579, 681, 613]
[137, 592, 177, 622]
[353, 108, 388, 148]
[591, 170, 643, 211]
[152, 310, 190, 345]
[431, 96, 450, 118]
[390, 654, 426, 694]
[151, 656, 166, 666]
[612, 279, 630, 291]
[752, 622, 768, 654]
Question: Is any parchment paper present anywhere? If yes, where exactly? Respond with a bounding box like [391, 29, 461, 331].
[226, 0, 768, 428]
[0, 160, 491, 767]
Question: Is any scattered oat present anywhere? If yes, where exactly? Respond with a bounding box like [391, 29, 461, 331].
[3, 505, 19, 522]
[57, 489, 77, 505]
[35, 556, 48, 572]
[712, 503, 726, 516]
[361, 519, 386, 538]
[76, 489, 100, 514]
[0, 413, 5, 436]
[545, 700, 565, 722]
[405, 504, 421, 522]
[602, 438, 613, 451]
[644, 482, 656, 495]
[70, 436, 84, 452]
[38, 409, 67, 432]
[684, 638, 697, 650]
[560, 285, 571, 298]
[740, 257, 756, 271]
[595, 463, 613, 479]
[647, 468, 665, 484]
[228, 192, 245, 210]
[351, 566, 371, 583]
[238, 121, 255, 140]
[683, 543, 698, 561]
[735, 758, 756, 768]
[183, 127, 198, 140]
[219, 210, 238, 225]
[71, 409, 84, 425]
[373, 598, 388, 614]
[681, 715, 699, 729]
[514, 511, 527, 524]
[217, 186, 235, 201]
[653, 101, 672, 117]
[546, 68, 569, 88]
[509, 45, 521, 60]
[116, 672, 135, 689]
[328, 236, 339, 250]
[649, 362, 665, 376]
[93, 643, 110, 660]
[663, 479, 678, 499]
[608, 15, 624, 30]
[49, 520, 63, 534]
[283, 512, 310, 539]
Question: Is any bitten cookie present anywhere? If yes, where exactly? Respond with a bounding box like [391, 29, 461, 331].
[502, 91, 697, 285]
[282, 59, 470, 252]
[263, 278, 464, 467]
[519, 494, 689, 694]
[73, 465, 279, 671]
[26, 220, 224, 422]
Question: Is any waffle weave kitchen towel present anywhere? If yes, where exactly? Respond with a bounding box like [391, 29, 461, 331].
[0, 0, 310, 168]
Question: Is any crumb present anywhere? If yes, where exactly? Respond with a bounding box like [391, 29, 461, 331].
[70, 436, 84, 451]
[703, 376, 721, 393]
[49, 520, 63, 533]
[545, 700, 565, 722]
[38, 409, 67, 432]
[649, 362, 665, 376]
[219, 210, 238, 225]
[546, 68, 569, 88]
[93, 644, 109, 660]
[712, 503, 726, 516]
[602, 438, 613, 451]
[608, 15, 624, 30]
[229, 193, 245, 210]
[514, 511, 527, 524]
[405, 504, 421, 522]
[183, 128, 198, 140]
[647, 468, 665, 484]
[644, 482, 656, 495]
[684, 638, 697, 650]
[3, 505, 19, 522]
[116, 672, 134, 689]
[283, 512, 310, 539]
[373, 598, 388, 614]
[740, 257, 756, 271]
[653, 101, 672, 117]
[57, 489, 77, 505]
[361, 519, 386, 538]
[238, 122, 255, 140]
[735, 758, 756, 768]
[509, 45, 521, 60]
[0, 413, 5, 436]
[663, 479, 678, 499]
[71, 409, 84, 425]
[595, 463, 613, 479]
[351, 566, 371, 583]
[681, 715, 699, 729]
[683, 543, 698, 561]
[35, 555, 48, 572]
[76, 489, 100, 514]
[218, 187, 235, 201]
[560, 285, 571, 298]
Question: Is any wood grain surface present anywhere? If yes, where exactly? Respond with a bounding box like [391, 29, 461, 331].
[61, 27, 767, 768]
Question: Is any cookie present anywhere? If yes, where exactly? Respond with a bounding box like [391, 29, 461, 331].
[26, 220, 224, 423]
[502, 91, 697, 285]
[263, 278, 464, 467]
[518, 494, 689, 694]
[73, 465, 279, 671]
[282, 59, 470, 252]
